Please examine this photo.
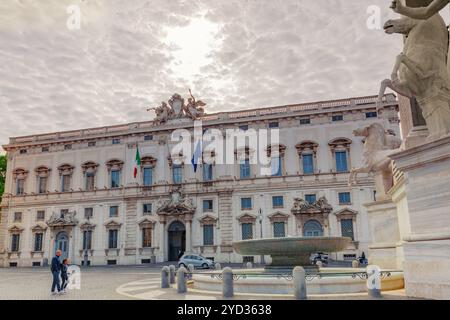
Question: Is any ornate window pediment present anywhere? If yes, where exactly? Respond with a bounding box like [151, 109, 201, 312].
[199, 214, 218, 226]
[57, 164, 75, 176]
[82, 161, 99, 174]
[31, 222, 48, 232]
[328, 137, 352, 150]
[8, 224, 24, 233]
[141, 156, 157, 168]
[80, 221, 96, 231]
[104, 219, 122, 229]
[35, 166, 51, 178]
[266, 144, 287, 157]
[12, 168, 28, 179]
[268, 212, 289, 223]
[105, 159, 124, 172]
[296, 141, 319, 153]
[138, 217, 156, 229]
[237, 213, 257, 224]
[334, 208, 358, 221]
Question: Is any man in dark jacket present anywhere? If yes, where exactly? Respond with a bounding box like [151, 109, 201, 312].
[51, 250, 62, 295]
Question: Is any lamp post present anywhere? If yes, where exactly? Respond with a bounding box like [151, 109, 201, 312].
[259, 194, 265, 265]
[83, 214, 90, 268]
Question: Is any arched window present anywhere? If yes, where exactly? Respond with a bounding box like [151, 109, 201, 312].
[328, 138, 352, 173]
[106, 159, 124, 189]
[303, 220, 323, 237]
[35, 166, 51, 194]
[82, 162, 99, 191]
[296, 141, 319, 175]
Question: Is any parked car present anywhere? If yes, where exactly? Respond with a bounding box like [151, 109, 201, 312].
[310, 252, 329, 265]
[178, 254, 214, 269]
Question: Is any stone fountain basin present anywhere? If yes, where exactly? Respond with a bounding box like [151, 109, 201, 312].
[233, 236, 352, 266]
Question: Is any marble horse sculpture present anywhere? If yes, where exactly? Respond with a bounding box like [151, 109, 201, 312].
[349, 123, 402, 200]
[378, 13, 450, 141]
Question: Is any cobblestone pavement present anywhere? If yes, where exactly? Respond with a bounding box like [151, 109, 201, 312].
[0, 266, 412, 300]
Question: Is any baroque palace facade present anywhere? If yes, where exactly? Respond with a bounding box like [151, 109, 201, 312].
[0, 93, 400, 267]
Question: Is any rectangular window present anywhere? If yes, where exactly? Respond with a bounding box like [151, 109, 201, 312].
[241, 198, 252, 210]
[85, 172, 95, 191]
[11, 234, 20, 252]
[203, 225, 214, 245]
[143, 168, 153, 186]
[339, 192, 351, 204]
[239, 125, 248, 131]
[302, 154, 314, 174]
[273, 222, 286, 238]
[341, 219, 354, 240]
[61, 175, 71, 192]
[83, 231, 92, 250]
[109, 206, 119, 218]
[272, 196, 284, 208]
[34, 233, 43, 252]
[19, 149, 27, 154]
[269, 122, 279, 128]
[143, 204, 152, 215]
[305, 194, 316, 204]
[335, 151, 348, 172]
[111, 170, 120, 188]
[84, 207, 94, 220]
[144, 135, 153, 141]
[343, 254, 356, 261]
[38, 177, 47, 194]
[108, 230, 118, 249]
[172, 165, 183, 184]
[299, 118, 311, 125]
[16, 179, 25, 195]
[332, 115, 343, 121]
[36, 211, 45, 221]
[42, 147, 49, 153]
[203, 200, 213, 212]
[203, 163, 213, 181]
[14, 212, 22, 223]
[112, 139, 121, 145]
[242, 223, 253, 240]
[240, 159, 251, 179]
[142, 228, 152, 248]
[64, 144, 72, 150]
[271, 156, 282, 176]
[365, 111, 378, 118]
[88, 141, 96, 147]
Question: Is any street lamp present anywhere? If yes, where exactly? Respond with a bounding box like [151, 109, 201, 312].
[259, 195, 265, 265]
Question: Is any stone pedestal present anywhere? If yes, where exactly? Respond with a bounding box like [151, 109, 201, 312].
[390, 136, 450, 300]
[364, 199, 401, 269]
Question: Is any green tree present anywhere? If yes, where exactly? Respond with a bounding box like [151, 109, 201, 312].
[0, 154, 6, 198]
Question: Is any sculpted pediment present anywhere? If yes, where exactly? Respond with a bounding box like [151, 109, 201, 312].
[47, 211, 78, 227]
[156, 191, 196, 215]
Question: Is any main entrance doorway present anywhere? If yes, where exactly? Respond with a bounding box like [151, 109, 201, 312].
[55, 231, 69, 260]
[168, 221, 186, 261]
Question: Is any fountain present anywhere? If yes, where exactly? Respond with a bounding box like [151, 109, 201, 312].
[233, 236, 351, 268]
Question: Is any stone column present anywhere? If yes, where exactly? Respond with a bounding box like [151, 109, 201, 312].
[222, 267, 234, 298]
[158, 220, 166, 262]
[293, 266, 307, 300]
[185, 218, 192, 253]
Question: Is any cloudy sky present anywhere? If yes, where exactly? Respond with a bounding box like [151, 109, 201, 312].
[1, 0, 447, 151]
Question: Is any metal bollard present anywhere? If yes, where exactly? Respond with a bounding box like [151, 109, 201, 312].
[215, 262, 222, 270]
[367, 265, 382, 298]
[222, 267, 234, 298]
[246, 262, 253, 269]
[177, 267, 188, 294]
[169, 265, 176, 284]
[293, 266, 307, 300]
[187, 264, 194, 280]
[161, 266, 170, 289]
[352, 260, 360, 268]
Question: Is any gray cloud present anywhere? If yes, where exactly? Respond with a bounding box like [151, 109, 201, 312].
[1, 0, 447, 151]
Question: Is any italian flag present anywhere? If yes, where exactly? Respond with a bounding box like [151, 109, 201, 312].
[134, 147, 141, 179]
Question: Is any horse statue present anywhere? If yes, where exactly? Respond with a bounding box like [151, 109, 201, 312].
[378, 13, 450, 141]
[348, 123, 402, 200]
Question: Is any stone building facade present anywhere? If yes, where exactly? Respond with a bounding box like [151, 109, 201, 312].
[0, 93, 400, 267]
